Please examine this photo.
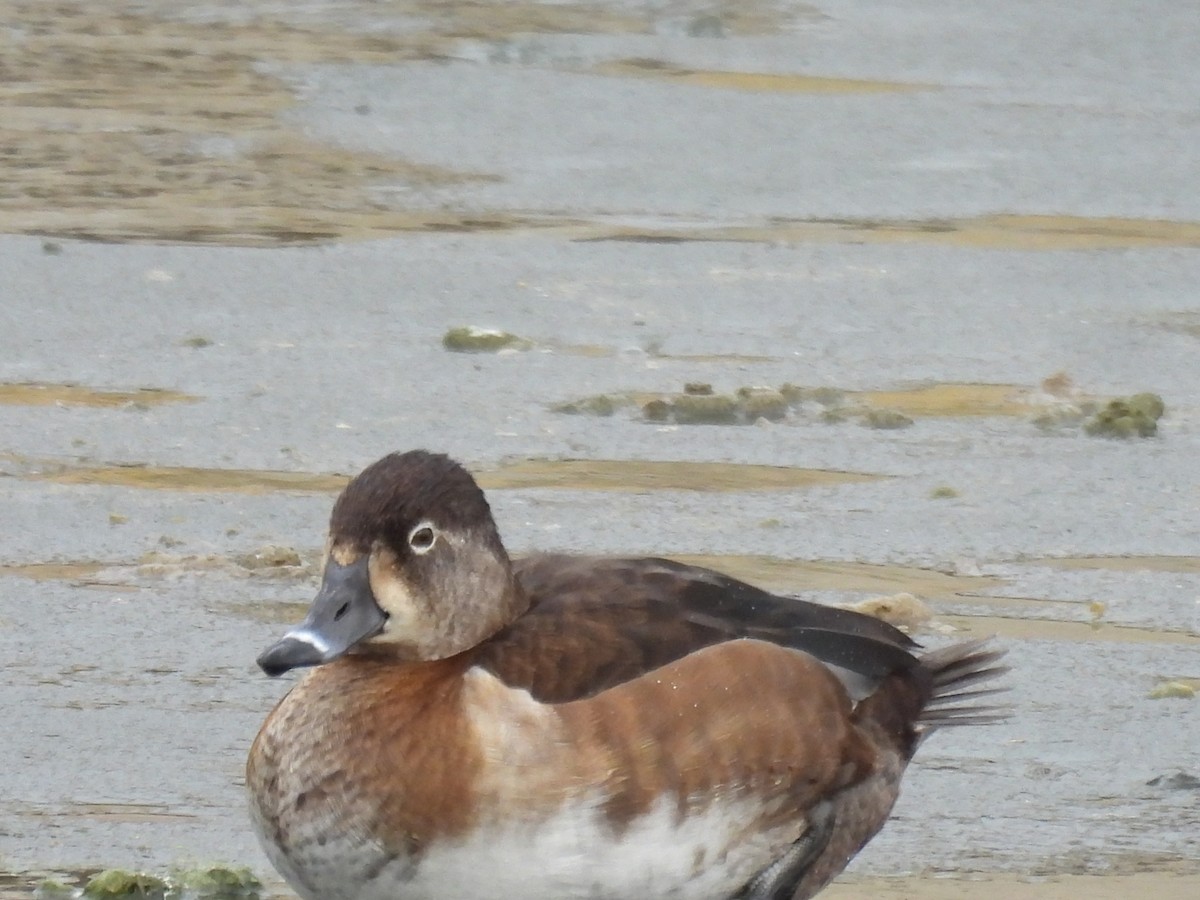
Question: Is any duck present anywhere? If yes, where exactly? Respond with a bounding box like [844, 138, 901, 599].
[247, 450, 1007, 900]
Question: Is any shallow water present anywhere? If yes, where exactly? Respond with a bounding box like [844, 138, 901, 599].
[1, 0, 1199, 897]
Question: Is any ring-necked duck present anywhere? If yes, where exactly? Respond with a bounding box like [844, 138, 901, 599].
[248, 450, 1006, 900]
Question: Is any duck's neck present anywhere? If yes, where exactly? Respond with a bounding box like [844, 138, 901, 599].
[333, 647, 477, 700]
[438, 567, 530, 658]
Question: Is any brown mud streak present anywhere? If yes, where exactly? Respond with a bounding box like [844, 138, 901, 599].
[570, 215, 1200, 251]
[1035, 555, 1200, 575]
[7, 3, 1198, 249]
[23, 458, 877, 494]
[941, 614, 1200, 646]
[0, 0, 796, 246]
[591, 58, 923, 93]
[30, 464, 351, 494]
[0, 0, 494, 246]
[824, 871, 1200, 900]
[0, 562, 109, 581]
[667, 554, 1002, 601]
[0, 383, 196, 408]
[479, 459, 879, 492]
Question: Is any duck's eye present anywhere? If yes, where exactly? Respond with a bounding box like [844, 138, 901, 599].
[408, 523, 437, 554]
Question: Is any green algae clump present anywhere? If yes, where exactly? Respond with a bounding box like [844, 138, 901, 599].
[172, 866, 262, 900]
[442, 327, 531, 353]
[1147, 681, 1196, 700]
[641, 399, 671, 422]
[929, 485, 959, 499]
[1128, 392, 1166, 419]
[807, 386, 845, 408]
[1084, 393, 1165, 438]
[553, 395, 617, 417]
[778, 383, 807, 405]
[820, 407, 851, 424]
[862, 409, 914, 430]
[671, 393, 739, 425]
[736, 387, 789, 422]
[83, 870, 168, 900]
[1032, 406, 1089, 433]
[35, 879, 76, 900]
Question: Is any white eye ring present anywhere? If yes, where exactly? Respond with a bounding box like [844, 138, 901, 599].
[408, 522, 438, 554]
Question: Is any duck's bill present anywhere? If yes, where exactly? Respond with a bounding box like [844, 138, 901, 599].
[256, 556, 387, 676]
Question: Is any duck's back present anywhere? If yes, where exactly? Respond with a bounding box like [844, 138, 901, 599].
[483, 553, 923, 703]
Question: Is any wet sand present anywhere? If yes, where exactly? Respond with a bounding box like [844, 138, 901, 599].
[1, 0, 1199, 897]
[827, 872, 1200, 899]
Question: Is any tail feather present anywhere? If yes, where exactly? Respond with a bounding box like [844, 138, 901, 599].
[849, 636, 1008, 761]
[920, 707, 1010, 726]
[928, 691, 1008, 711]
[918, 638, 1010, 730]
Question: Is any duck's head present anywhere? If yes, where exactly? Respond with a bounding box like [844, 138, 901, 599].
[257, 451, 523, 676]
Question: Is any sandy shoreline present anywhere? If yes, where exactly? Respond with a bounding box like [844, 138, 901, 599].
[826, 871, 1200, 899]
[1, 0, 1197, 894]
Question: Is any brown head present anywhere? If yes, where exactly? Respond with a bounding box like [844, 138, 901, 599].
[257, 451, 526, 676]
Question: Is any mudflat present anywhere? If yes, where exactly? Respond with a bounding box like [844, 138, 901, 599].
[1, 1, 1197, 897]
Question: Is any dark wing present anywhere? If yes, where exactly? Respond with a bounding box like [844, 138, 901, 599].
[475, 554, 922, 703]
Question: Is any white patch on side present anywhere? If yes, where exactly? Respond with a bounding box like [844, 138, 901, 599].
[460, 666, 561, 766]
[358, 794, 799, 900]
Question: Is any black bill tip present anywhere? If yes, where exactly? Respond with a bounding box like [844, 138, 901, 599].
[256, 633, 328, 677]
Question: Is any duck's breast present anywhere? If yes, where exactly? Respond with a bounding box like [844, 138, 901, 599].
[248, 641, 872, 900]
